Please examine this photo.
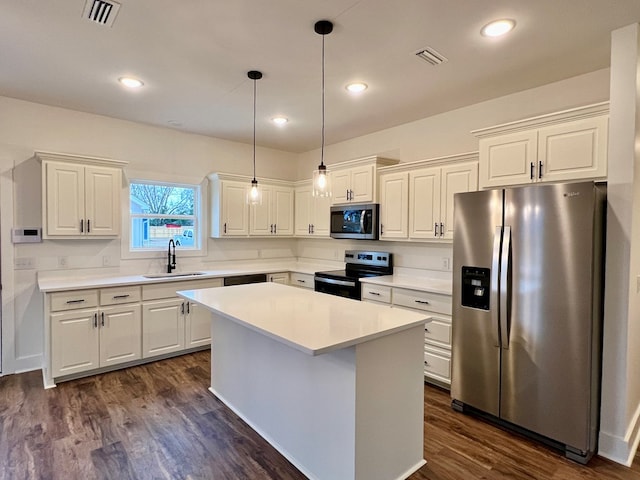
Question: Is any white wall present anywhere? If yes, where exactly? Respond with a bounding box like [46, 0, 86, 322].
[0, 96, 299, 374]
[598, 23, 640, 466]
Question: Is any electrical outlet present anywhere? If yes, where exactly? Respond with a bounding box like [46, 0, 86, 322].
[58, 256, 68, 268]
[102, 255, 111, 267]
[442, 257, 450, 270]
[15, 257, 35, 270]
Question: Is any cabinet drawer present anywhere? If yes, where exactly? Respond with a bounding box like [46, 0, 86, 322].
[50, 289, 99, 312]
[424, 318, 452, 348]
[142, 278, 223, 301]
[100, 285, 141, 306]
[290, 272, 314, 289]
[424, 348, 451, 381]
[361, 284, 391, 303]
[393, 288, 451, 315]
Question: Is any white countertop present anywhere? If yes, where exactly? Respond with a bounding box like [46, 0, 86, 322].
[360, 275, 452, 296]
[37, 262, 326, 293]
[178, 282, 429, 356]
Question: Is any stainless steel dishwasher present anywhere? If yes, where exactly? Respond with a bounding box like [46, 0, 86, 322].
[223, 273, 267, 286]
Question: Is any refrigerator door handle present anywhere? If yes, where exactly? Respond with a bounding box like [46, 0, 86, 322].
[491, 226, 502, 348]
[500, 226, 512, 349]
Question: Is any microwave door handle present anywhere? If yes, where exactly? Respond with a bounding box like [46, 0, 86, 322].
[360, 210, 366, 233]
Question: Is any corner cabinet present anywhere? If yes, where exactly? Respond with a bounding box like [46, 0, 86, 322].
[294, 180, 331, 237]
[378, 153, 478, 242]
[473, 102, 609, 189]
[37, 151, 127, 239]
[329, 156, 398, 205]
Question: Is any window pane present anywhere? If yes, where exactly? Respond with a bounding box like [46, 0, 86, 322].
[130, 183, 195, 216]
[131, 217, 195, 249]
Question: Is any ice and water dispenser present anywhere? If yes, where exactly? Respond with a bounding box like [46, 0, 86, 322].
[461, 266, 490, 310]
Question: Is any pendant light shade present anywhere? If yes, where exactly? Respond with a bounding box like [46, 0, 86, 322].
[312, 20, 333, 198]
[247, 70, 263, 205]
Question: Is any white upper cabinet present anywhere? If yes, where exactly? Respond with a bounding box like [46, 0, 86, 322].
[378, 153, 478, 242]
[294, 181, 330, 237]
[209, 175, 249, 237]
[38, 152, 126, 239]
[329, 156, 398, 205]
[250, 184, 294, 236]
[474, 102, 609, 189]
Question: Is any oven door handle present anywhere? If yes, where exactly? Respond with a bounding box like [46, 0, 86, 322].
[314, 277, 357, 288]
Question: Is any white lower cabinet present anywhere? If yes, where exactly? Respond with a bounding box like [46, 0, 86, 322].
[360, 282, 453, 388]
[141, 278, 223, 359]
[290, 272, 314, 289]
[267, 272, 289, 285]
[50, 287, 142, 378]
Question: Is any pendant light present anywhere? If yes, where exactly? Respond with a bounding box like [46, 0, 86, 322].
[247, 70, 263, 205]
[312, 20, 333, 198]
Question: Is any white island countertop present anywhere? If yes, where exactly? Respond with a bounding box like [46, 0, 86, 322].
[178, 282, 429, 356]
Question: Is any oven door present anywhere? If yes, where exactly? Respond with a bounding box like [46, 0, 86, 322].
[314, 276, 361, 300]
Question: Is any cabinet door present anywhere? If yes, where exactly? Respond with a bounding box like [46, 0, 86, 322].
[294, 185, 313, 236]
[250, 186, 273, 235]
[85, 166, 121, 236]
[479, 131, 538, 188]
[273, 186, 294, 236]
[45, 162, 85, 236]
[185, 302, 212, 349]
[51, 308, 99, 377]
[99, 304, 142, 367]
[267, 272, 289, 284]
[409, 167, 440, 239]
[311, 193, 331, 236]
[379, 172, 408, 239]
[221, 181, 249, 236]
[350, 165, 375, 203]
[142, 298, 185, 358]
[538, 115, 608, 183]
[330, 169, 351, 204]
[440, 162, 478, 240]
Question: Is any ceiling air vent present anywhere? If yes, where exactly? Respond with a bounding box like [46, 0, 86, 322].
[415, 47, 448, 66]
[83, 0, 121, 27]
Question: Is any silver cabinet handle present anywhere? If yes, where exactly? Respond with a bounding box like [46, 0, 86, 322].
[101, 311, 105, 327]
[415, 299, 430, 305]
[113, 294, 130, 299]
[530, 162, 535, 179]
[66, 299, 86, 304]
[380, 224, 384, 235]
[274, 224, 277, 234]
[87, 219, 91, 233]
[308, 224, 312, 234]
[297, 279, 306, 283]
[311, 224, 314, 234]
[223, 222, 227, 234]
[93, 313, 98, 328]
[434, 223, 438, 237]
[538, 161, 543, 178]
[187, 302, 190, 314]
[440, 222, 444, 237]
[346, 189, 350, 201]
[369, 291, 381, 296]
[181, 302, 185, 315]
[80, 219, 84, 233]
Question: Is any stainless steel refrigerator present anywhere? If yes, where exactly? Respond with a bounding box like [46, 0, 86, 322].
[451, 181, 605, 464]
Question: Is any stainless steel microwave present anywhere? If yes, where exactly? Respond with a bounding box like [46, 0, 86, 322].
[330, 203, 379, 240]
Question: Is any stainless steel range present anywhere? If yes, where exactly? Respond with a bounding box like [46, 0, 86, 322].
[314, 250, 393, 300]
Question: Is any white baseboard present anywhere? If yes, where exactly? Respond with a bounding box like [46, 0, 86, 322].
[598, 401, 640, 466]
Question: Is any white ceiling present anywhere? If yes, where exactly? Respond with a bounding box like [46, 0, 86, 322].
[2, 0, 640, 153]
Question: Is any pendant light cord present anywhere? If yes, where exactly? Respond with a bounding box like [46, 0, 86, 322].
[320, 33, 326, 168]
[252, 76, 257, 182]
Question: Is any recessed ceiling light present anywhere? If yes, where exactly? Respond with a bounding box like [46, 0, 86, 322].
[481, 19, 516, 37]
[272, 116, 288, 125]
[118, 76, 144, 88]
[346, 82, 368, 93]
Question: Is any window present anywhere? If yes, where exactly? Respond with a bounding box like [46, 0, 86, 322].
[129, 181, 200, 251]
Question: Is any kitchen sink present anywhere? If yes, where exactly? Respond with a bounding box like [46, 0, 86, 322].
[143, 271, 207, 279]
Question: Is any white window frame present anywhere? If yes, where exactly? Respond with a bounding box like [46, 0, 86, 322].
[121, 171, 208, 260]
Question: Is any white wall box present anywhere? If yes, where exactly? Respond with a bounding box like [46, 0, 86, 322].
[294, 180, 331, 237]
[142, 278, 223, 358]
[37, 151, 127, 239]
[378, 152, 478, 241]
[329, 156, 398, 205]
[473, 102, 609, 189]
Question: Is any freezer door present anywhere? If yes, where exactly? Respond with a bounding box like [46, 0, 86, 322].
[451, 189, 503, 417]
[500, 182, 601, 452]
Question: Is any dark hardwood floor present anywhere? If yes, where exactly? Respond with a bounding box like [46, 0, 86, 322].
[0, 350, 638, 480]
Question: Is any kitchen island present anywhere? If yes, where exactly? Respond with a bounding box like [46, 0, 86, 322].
[178, 282, 428, 480]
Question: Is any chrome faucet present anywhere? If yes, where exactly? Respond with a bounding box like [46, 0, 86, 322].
[167, 239, 176, 273]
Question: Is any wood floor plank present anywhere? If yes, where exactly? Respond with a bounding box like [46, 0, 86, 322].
[0, 350, 638, 480]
